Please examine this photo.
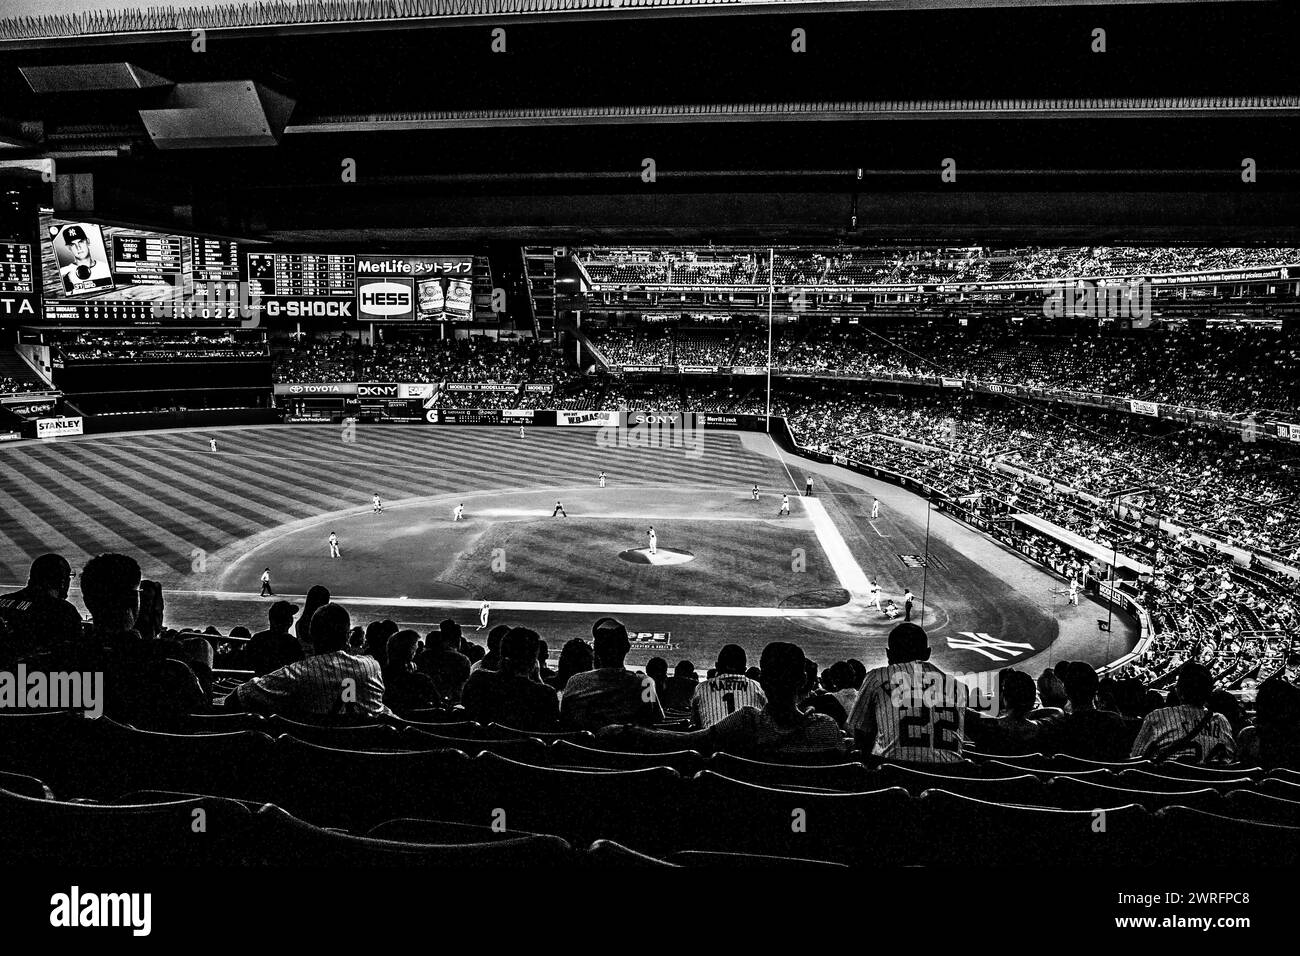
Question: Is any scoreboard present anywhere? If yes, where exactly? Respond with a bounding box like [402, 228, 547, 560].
[249, 252, 475, 322]
[38, 212, 246, 326]
[0, 242, 35, 295]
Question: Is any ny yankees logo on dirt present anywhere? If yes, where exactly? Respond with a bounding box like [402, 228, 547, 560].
[946, 631, 1036, 662]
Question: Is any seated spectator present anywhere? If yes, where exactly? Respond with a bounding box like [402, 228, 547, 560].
[1044, 662, 1134, 761]
[1240, 676, 1300, 769]
[416, 619, 472, 705]
[645, 656, 669, 705]
[295, 585, 330, 655]
[53, 553, 206, 726]
[363, 619, 399, 666]
[245, 601, 305, 677]
[691, 644, 766, 728]
[228, 603, 390, 718]
[850, 623, 967, 764]
[0, 554, 84, 664]
[975, 669, 1044, 755]
[538, 639, 555, 682]
[661, 660, 699, 711]
[461, 626, 560, 731]
[472, 624, 509, 673]
[1130, 662, 1235, 765]
[827, 660, 859, 715]
[1031, 671, 1068, 719]
[560, 617, 664, 730]
[348, 627, 366, 652]
[597, 641, 845, 760]
[546, 637, 594, 692]
[800, 659, 847, 725]
[382, 629, 439, 714]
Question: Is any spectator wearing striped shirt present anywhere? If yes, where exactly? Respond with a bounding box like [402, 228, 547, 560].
[229, 603, 390, 718]
[690, 644, 766, 728]
[1130, 662, 1235, 765]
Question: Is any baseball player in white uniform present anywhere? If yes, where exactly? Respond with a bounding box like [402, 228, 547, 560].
[1068, 578, 1080, 606]
[478, 600, 490, 630]
[599, 471, 607, 488]
[751, 484, 760, 501]
[779, 494, 790, 516]
[647, 526, 657, 555]
[871, 497, 880, 519]
[328, 532, 341, 559]
[869, 579, 883, 612]
[210, 438, 218, 453]
[454, 503, 465, 521]
[373, 494, 383, 514]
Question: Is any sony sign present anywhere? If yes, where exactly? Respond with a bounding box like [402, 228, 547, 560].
[358, 280, 414, 319]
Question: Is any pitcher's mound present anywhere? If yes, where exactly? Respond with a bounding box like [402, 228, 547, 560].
[619, 547, 696, 566]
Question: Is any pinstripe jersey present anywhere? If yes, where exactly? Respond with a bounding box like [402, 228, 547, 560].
[1129, 704, 1236, 764]
[235, 650, 391, 717]
[691, 674, 767, 728]
[848, 661, 968, 763]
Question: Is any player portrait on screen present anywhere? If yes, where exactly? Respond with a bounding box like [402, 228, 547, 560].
[52, 222, 114, 295]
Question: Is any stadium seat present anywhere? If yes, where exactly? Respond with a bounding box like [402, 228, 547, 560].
[705, 752, 872, 791]
[0, 710, 90, 780]
[1147, 761, 1263, 782]
[988, 760, 1118, 780]
[1257, 777, 1300, 800]
[265, 715, 405, 750]
[687, 772, 914, 865]
[0, 771, 54, 800]
[666, 849, 850, 869]
[1047, 775, 1224, 812]
[469, 752, 686, 851]
[1116, 769, 1255, 794]
[1153, 806, 1300, 866]
[1267, 767, 1300, 785]
[271, 735, 472, 830]
[551, 739, 705, 775]
[1042, 754, 1151, 772]
[0, 788, 254, 866]
[161, 712, 270, 734]
[963, 751, 1047, 765]
[405, 728, 550, 761]
[585, 839, 679, 868]
[253, 804, 576, 866]
[1222, 790, 1300, 827]
[916, 790, 1152, 866]
[488, 723, 596, 743]
[875, 764, 1049, 804]
[366, 817, 559, 844]
[390, 718, 484, 737]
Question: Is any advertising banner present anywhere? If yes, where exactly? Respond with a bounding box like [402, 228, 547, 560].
[36, 416, 84, 438]
[556, 410, 618, 427]
[276, 383, 358, 396]
[1129, 399, 1160, 416]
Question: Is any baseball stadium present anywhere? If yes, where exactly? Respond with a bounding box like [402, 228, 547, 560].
[0, 0, 1298, 887]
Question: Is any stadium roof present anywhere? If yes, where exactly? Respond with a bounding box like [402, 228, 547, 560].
[0, 0, 1295, 244]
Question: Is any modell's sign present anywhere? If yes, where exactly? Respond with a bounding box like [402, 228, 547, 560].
[358, 279, 414, 320]
[36, 416, 83, 438]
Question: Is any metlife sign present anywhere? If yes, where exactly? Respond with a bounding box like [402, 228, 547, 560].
[356, 255, 473, 278]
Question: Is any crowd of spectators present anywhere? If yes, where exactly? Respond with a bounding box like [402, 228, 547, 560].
[57, 333, 266, 363]
[579, 245, 1300, 289]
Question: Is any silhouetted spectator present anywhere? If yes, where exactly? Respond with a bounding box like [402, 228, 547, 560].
[462, 626, 559, 731]
[0, 554, 83, 664]
[546, 637, 593, 692]
[416, 619, 472, 704]
[382, 629, 439, 714]
[245, 601, 304, 676]
[560, 617, 663, 729]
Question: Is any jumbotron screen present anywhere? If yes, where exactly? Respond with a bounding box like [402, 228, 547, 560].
[246, 252, 474, 322]
[37, 211, 244, 325]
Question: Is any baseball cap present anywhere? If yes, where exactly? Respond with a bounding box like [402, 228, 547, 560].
[62, 225, 88, 243]
[269, 600, 299, 619]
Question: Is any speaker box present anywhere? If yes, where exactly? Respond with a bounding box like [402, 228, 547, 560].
[139, 81, 295, 149]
